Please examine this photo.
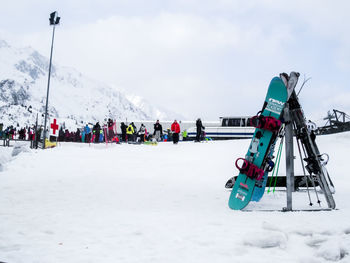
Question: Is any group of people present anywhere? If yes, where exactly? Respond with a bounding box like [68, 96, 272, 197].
[0, 118, 206, 144]
[121, 119, 182, 144]
[58, 119, 184, 144]
[0, 124, 37, 141]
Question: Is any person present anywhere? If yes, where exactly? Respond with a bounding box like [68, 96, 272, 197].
[81, 127, 86, 143]
[28, 128, 33, 141]
[94, 122, 101, 143]
[108, 118, 114, 141]
[99, 129, 104, 142]
[120, 122, 127, 142]
[75, 128, 81, 142]
[196, 118, 204, 142]
[126, 123, 134, 142]
[182, 129, 188, 141]
[171, 120, 180, 144]
[18, 128, 25, 140]
[84, 124, 91, 143]
[131, 122, 137, 138]
[64, 129, 70, 141]
[138, 123, 146, 142]
[58, 127, 64, 142]
[153, 120, 163, 141]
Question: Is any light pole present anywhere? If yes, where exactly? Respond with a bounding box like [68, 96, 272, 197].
[43, 11, 60, 149]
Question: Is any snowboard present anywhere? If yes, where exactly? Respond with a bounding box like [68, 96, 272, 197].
[228, 77, 288, 210]
[251, 72, 300, 202]
[144, 140, 158, 146]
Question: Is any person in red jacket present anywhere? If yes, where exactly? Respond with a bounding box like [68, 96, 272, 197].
[171, 120, 180, 144]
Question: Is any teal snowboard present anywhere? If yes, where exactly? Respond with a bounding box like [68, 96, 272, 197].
[228, 77, 288, 210]
[250, 89, 281, 202]
[251, 72, 299, 202]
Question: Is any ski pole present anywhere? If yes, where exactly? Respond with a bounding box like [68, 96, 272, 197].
[267, 137, 284, 193]
[272, 138, 284, 193]
[300, 139, 321, 206]
[296, 136, 313, 206]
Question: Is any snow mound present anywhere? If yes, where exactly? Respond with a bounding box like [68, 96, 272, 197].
[11, 142, 31, 157]
[0, 147, 12, 171]
[315, 236, 349, 261]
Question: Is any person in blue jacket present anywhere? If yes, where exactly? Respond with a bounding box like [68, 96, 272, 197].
[84, 124, 91, 143]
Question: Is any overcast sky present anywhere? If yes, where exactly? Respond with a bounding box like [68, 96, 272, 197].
[1, 0, 350, 122]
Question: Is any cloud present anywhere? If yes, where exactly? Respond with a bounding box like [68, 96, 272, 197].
[1, 1, 350, 120]
[46, 13, 295, 118]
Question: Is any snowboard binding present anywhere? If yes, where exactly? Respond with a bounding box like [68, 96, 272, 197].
[251, 114, 282, 132]
[235, 158, 264, 181]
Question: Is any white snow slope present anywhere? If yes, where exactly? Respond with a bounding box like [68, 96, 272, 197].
[0, 133, 350, 263]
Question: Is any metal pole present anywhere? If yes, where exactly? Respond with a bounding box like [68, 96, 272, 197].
[34, 113, 38, 149]
[284, 103, 294, 211]
[42, 24, 56, 149]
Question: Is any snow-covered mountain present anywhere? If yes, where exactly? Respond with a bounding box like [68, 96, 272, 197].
[0, 39, 177, 128]
[125, 94, 185, 121]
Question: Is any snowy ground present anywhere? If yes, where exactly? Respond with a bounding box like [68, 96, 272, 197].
[1, 134, 350, 263]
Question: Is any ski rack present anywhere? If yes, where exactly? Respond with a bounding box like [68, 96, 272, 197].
[282, 96, 336, 212]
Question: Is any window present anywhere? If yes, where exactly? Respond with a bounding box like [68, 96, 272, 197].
[228, 118, 241, 127]
[247, 118, 253, 126]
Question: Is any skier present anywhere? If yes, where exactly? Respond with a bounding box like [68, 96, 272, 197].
[195, 118, 204, 142]
[120, 122, 127, 142]
[153, 120, 163, 141]
[171, 120, 180, 144]
[126, 123, 134, 142]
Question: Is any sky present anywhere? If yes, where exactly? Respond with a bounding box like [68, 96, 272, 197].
[1, 0, 350, 122]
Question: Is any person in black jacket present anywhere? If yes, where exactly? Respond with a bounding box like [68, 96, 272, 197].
[94, 122, 101, 143]
[195, 118, 204, 142]
[153, 120, 163, 141]
[120, 122, 127, 142]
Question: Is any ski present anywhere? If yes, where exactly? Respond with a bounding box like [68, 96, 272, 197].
[288, 89, 336, 209]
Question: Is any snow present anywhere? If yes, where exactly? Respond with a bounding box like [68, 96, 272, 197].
[0, 133, 350, 262]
